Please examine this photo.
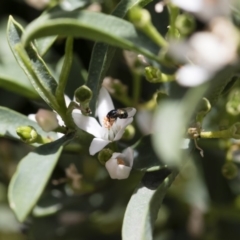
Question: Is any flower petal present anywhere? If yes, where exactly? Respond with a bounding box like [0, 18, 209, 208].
[97, 87, 114, 126]
[105, 158, 131, 179]
[125, 107, 137, 118]
[176, 65, 211, 87]
[122, 147, 134, 167]
[28, 114, 36, 122]
[171, 0, 202, 13]
[114, 118, 133, 141]
[72, 109, 103, 138]
[89, 138, 110, 155]
[64, 94, 71, 107]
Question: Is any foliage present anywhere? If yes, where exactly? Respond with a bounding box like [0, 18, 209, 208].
[1, 0, 240, 240]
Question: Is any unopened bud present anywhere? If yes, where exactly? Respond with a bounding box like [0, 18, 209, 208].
[35, 109, 59, 132]
[122, 124, 135, 140]
[196, 98, 211, 123]
[230, 123, 240, 139]
[145, 66, 175, 83]
[222, 162, 238, 179]
[128, 6, 151, 28]
[74, 85, 92, 104]
[16, 125, 38, 143]
[176, 14, 195, 36]
[98, 148, 113, 165]
[74, 85, 92, 115]
[145, 66, 160, 83]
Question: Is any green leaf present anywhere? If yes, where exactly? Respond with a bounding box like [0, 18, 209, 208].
[0, 106, 57, 141]
[56, 54, 87, 98]
[152, 84, 208, 167]
[87, 0, 153, 113]
[0, 73, 38, 98]
[21, 10, 159, 63]
[8, 133, 74, 222]
[122, 170, 178, 240]
[7, 16, 59, 111]
[0, 18, 37, 98]
[36, 36, 57, 56]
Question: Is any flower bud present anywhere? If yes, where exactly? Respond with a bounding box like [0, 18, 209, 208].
[74, 85, 92, 104]
[128, 6, 151, 28]
[226, 88, 240, 116]
[145, 66, 161, 83]
[74, 85, 93, 115]
[222, 162, 238, 179]
[196, 98, 211, 123]
[122, 124, 135, 140]
[176, 14, 195, 36]
[16, 125, 38, 143]
[98, 148, 113, 165]
[145, 66, 174, 83]
[35, 109, 59, 132]
[230, 123, 240, 139]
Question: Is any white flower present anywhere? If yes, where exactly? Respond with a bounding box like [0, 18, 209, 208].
[170, 0, 231, 22]
[169, 18, 238, 86]
[72, 87, 136, 155]
[105, 147, 134, 179]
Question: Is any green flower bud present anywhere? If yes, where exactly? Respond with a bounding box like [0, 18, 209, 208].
[74, 85, 93, 115]
[128, 6, 151, 28]
[231, 122, 240, 139]
[122, 124, 135, 140]
[196, 98, 211, 123]
[176, 14, 195, 36]
[145, 66, 175, 83]
[145, 66, 161, 83]
[226, 88, 240, 116]
[74, 85, 92, 104]
[98, 148, 113, 165]
[16, 125, 38, 143]
[222, 162, 238, 179]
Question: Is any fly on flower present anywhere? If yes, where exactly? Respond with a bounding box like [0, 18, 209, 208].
[72, 87, 136, 155]
[104, 108, 135, 129]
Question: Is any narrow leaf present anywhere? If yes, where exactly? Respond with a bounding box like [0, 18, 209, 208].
[122, 170, 178, 240]
[0, 106, 57, 140]
[8, 133, 74, 222]
[7, 16, 59, 111]
[152, 84, 208, 167]
[56, 37, 73, 108]
[36, 36, 57, 56]
[0, 73, 38, 98]
[21, 10, 159, 63]
[87, 0, 153, 113]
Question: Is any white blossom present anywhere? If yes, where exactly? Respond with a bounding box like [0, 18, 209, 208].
[170, 0, 231, 22]
[72, 87, 136, 155]
[105, 147, 134, 179]
[169, 18, 238, 86]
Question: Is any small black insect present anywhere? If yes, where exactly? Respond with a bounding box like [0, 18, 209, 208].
[106, 108, 128, 121]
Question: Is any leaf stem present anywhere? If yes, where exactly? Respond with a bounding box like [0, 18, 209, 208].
[56, 37, 74, 110]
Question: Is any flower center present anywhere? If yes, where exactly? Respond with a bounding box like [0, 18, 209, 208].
[102, 117, 120, 141]
[117, 158, 125, 165]
[103, 116, 115, 129]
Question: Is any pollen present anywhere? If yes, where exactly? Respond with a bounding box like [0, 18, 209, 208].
[103, 116, 115, 129]
[117, 158, 125, 165]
